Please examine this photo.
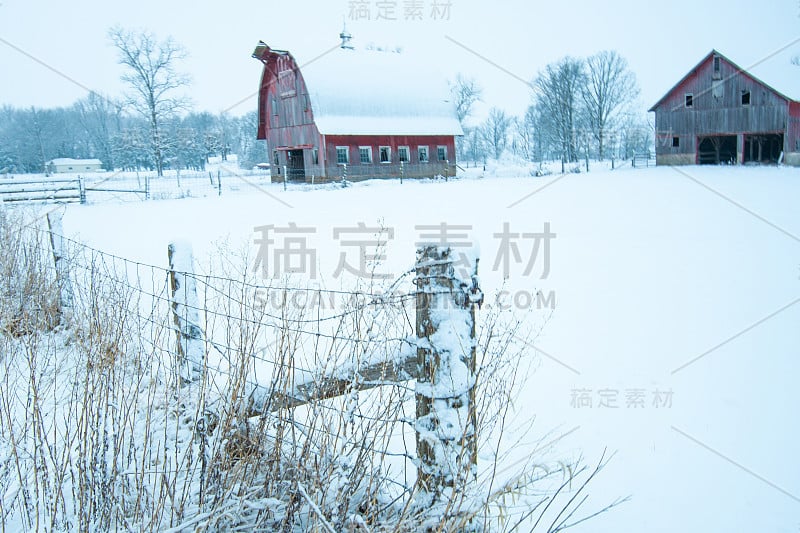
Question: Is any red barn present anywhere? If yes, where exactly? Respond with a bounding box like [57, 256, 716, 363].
[252, 35, 462, 183]
[649, 50, 800, 166]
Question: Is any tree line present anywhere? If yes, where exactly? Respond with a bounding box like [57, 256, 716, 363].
[0, 27, 266, 175]
[453, 50, 653, 168]
[0, 101, 267, 175]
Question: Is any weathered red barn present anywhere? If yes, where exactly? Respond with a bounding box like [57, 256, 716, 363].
[649, 50, 800, 166]
[252, 34, 462, 182]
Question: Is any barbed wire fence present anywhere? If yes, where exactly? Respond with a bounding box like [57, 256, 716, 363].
[0, 209, 473, 531]
[0, 209, 620, 531]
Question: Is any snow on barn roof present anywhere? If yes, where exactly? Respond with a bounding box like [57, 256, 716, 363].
[47, 158, 103, 166]
[297, 45, 463, 136]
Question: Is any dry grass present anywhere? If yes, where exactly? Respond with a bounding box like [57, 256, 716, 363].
[0, 209, 620, 532]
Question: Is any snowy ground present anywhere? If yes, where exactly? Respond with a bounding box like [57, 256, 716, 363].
[60, 163, 800, 532]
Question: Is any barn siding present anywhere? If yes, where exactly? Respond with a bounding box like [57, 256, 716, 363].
[322, 134, 456, 181]
[651, 51, 799, 166]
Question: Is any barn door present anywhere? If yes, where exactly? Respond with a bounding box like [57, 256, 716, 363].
[287, 150, 305, 181]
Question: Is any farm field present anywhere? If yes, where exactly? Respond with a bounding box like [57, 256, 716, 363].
[53, 163, 800, 532]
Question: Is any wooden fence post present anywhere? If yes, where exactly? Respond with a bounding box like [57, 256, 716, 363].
[46, 209, 73, 314]
[168, 241, 204, 383]
[78, 177, 86, 204]
[217, 171, 222, 196]
[414, 245, 482, 503]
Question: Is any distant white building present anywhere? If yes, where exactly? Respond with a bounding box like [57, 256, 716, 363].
[46, 158, 103, 174]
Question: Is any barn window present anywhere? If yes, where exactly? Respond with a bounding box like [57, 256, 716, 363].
[398, 146, 410, 163]
[359, 146, 372, 163]
[271, 97, 278, 116]
[713, 56, 721, 79]
[437, 146, 447, 161]
[336, 146, 349, 164]
[312, 148, 319, 165]
[741, 90, 751, 106]
[418, 146, 429, 162]
[672, 137, 680, 148]
[273, 150, 279, 166]
[379, 146, 391, 163]
[685, 94, 693, 107]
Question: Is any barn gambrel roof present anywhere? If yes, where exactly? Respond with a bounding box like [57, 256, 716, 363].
[296, 46, 463, 136]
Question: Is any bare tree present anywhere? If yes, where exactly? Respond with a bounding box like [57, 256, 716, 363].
[75, 93, 123, 170]
[582, 51, 639, 160]
[513, 106, 539, 162]
[460, 126, 485, 166]
[480, 107, 512, 160]
[619, 113, 653, 159]
[109, 26, 189, 177]
[449, 74, 482, 124]
[533, 57, 586, 164]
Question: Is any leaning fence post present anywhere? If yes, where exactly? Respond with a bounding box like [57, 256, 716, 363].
[46, 209, 73, 315]
[168, 241, 204, 383]
[414, 244, 482, 504]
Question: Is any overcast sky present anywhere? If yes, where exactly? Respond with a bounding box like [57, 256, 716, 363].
[1, 0, 798, 123]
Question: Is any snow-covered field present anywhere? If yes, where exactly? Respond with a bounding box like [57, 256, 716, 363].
[56, 163, 800, 532]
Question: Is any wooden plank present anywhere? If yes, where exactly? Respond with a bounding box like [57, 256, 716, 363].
[0, 179, 80, 186]
[2, 195, 81, 203]
[0, 187, 79, 195]
[247, 352, 417, 415]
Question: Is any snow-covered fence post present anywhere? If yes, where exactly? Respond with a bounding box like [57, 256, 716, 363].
[400, 160, 404, 184]
[217, 171, 222, 196]
[168, 241, 204, 383]
[145, 175, 150, 200]
[283, 165, 287, 191]
[414, 244, 482, 503]
[46, 209, 73, 314]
